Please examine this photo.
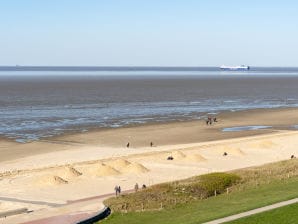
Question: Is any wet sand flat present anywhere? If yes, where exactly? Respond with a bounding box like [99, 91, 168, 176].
[1, 107, 298, 162]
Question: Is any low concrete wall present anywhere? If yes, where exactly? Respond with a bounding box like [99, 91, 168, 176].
[77, 206, 111, 224]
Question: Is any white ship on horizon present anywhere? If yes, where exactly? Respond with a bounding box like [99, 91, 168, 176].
[220, 65, 250, 71]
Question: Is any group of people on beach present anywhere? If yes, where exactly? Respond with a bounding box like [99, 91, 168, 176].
[134, 183, 146, 192]
[206, 116, 217, 125]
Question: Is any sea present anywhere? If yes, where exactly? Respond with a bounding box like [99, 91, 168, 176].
[1, 66, 298, 143]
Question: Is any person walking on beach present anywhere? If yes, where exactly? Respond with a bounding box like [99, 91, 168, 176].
[126, 142, 130, 148]
[114, 185, 119, 196]
[208, 117, 213, 125]
[134, 183, 139, 192]
[150, 142, 153, 147]
[118, 186, 121, 195]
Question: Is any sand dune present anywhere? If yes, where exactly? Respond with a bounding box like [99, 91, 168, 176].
[105, 158, 131, 170]
[121, 163, 149, 174]
[216, 146, 245, 156]
[171, 150, 186, 159]
[78, 162, 121, 177]
[105, 158, 150, 174]
[250, 140, 277, 149]
[185, 154, 207, 162]
[34, 175, 68, 186]
[52, 166, 82, 180]
[166, 150, 207, 162]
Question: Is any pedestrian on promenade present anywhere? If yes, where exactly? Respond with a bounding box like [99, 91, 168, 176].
[134, 183, 139, 192]
[114, 185, 119, 196]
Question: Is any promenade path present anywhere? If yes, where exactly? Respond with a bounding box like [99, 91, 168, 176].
[203, 198, 298, 224]
[0, 189, 133, 224]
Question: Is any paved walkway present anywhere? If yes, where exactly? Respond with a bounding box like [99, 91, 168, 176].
[203, 198, 298, 224]
[21, 210, 101, 224]
[0, 189, 134, 224]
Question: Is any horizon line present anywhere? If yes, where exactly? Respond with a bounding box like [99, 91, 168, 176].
[1, 65, 298, 72]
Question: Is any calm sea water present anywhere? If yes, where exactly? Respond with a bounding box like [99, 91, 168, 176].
[1, 67, 298, 142]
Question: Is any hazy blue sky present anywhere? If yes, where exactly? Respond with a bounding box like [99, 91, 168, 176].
[1, 0, 298, 66]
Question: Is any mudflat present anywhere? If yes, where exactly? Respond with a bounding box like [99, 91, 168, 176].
[1, 107, 298, 162]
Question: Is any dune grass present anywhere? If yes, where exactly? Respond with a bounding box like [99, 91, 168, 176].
[105, 172, 240, 212]
[225, 202, 298, 224]
[101, 159, 298, 224]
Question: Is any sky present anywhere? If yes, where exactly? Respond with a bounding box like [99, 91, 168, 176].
[0, 0, 298, 66]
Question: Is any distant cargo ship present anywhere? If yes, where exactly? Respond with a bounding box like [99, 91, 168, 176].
[220, 65, 250, 71]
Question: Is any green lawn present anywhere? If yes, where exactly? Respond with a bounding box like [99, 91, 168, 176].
[225, 202, 298, 224]
[101, 178, 298, 224]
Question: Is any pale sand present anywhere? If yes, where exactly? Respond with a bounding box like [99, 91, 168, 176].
[1, 108, 298, 223]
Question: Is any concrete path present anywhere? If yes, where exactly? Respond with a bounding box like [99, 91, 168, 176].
[0, 189, 134, 224]
[203, 198, 298, 224]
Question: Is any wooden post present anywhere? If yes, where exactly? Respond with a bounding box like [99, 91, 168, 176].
[214, 190, 217, 197]
[160, 202, 163, 209]
[226, 187, 229, 194]
[142, 203, 144, 211]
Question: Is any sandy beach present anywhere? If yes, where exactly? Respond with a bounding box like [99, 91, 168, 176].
[2, 107, 298, 163]
[1, 107, 298, 223]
